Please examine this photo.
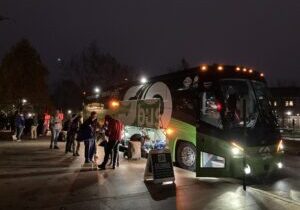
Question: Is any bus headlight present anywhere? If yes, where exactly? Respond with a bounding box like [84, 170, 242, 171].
[277, 162, 283, 169]
[244, 164, 251, 175]
[231, 142, 244, 156]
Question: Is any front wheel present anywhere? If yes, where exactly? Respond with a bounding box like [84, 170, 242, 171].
[176, 142, 196, 171]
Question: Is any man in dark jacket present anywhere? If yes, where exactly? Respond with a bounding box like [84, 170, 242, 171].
[82, 111, 98, 163]
[15, 111, 25, 142]
[98, 115, 124, 170]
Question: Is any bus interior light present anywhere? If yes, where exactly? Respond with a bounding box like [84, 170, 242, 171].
[244, 164, 251, 175]
[236, 67, 241, 71]
[243, 68, 247, 72]
[231, 142, 244, 156]
[217, 66, 223, 71]
[277, 140, 284, 152]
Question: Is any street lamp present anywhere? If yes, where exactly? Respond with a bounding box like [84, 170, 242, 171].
[94, 87, 100, 94]
[140, 77, 147, 84]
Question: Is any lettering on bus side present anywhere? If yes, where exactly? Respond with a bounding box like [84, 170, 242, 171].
[137, 103, 160, 128]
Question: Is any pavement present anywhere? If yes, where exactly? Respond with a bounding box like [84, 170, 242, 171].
[0, 138, 300, 210]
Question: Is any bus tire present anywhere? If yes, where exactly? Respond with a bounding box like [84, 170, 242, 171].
[176, 141, 196, 171]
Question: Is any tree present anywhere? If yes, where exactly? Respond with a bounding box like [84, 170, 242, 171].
[64, 41, 136, 92]
[51, 79, 82, 111]
[0, 39, 50, 108]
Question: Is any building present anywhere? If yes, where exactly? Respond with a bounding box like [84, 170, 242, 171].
[270, 87, 300, 129]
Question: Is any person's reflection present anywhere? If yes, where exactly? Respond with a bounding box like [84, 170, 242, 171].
[226, 87, 240, 126]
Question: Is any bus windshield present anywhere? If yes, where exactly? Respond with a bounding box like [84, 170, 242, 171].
[220, 79, 258, 129]
[218, 79, 279, 146]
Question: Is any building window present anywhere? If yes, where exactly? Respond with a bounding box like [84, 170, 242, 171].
[289, 101, 294, 107]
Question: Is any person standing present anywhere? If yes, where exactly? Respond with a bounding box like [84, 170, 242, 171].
[30, 114, 38, 139]
[65, 113, 82, 156]
[81, 111, 98, 163]
[98, 115, 124, 170]
[15, 111, 25, 142]
[50, 110, 62, 149]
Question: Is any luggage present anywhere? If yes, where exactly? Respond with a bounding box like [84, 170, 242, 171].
[128, 141, 141, 160]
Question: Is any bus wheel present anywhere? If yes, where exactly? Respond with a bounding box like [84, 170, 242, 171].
[176, 142, 196, 171]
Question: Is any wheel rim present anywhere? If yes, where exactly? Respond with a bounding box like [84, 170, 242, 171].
[181, 146, 195, 167]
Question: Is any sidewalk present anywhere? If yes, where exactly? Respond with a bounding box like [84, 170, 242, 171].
[0, 139, 299, 210]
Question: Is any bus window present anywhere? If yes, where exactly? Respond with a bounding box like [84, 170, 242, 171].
[199, 91, 223, 129]
[220, 79, 257, 129]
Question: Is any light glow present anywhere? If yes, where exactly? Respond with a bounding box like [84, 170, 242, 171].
[110, 100, 120, 108]
[277, 140, 284, 152]
[201, 65, 207, 71]
[244, 164, 251, 174]
[166, 128, 175, 136]
[141, 77, 147, 84]
[94, 87, 100, 94]
[217, 66, 223, 71]
[236, 67, 241, 71]
[260, 73, 264, 77]
[277, 162, 283, 169]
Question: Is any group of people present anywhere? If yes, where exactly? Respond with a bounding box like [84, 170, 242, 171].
[12, 110, 39, 142]
[52, 110, 124, 170]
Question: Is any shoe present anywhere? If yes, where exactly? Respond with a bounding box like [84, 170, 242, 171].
[75, 153, 80, 156]
[54, 146, 59, 149]
[98, 164, 106, 170]
[112, 166, 115, 170]
[49, 145, 53, 149]
[16, 140, 21, 142]
[73, 153, 76, 156]
[85, 160, 91, 164]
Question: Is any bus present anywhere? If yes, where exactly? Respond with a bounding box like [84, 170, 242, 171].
[85, 64, 284, 178]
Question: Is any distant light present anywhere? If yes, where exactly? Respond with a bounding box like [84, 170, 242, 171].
[236, 67, 241, 71]
[217, 66, 223, 71]
[57, 58, 62, 62]
[67, 110, 72, 114]
[141, 77, 147, 84]
[28, 113, 32, 117]
[82, 91, 86, 95]
[286, 111, 292, 116]
[110, 100, 120, 109]
[243, 68, 247, 72]
[94, 87, 100, 94]
[201, 65, 207, 71]
[297, 113, 300, 116]
[22, 99, 27, 103]
[249, 69, 253, 73]
[277, 162, 283, 169]
[260, 73, 264, 77]
[124, 78, 128, 81]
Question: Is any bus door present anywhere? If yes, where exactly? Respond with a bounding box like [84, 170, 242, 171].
[196, 90, 231, 177]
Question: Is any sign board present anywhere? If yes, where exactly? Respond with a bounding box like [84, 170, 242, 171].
[144, 149, 175, 184]
[111, 99, 160, 129]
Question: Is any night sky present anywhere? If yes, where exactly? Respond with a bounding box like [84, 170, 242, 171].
[1, 0, 300, 85]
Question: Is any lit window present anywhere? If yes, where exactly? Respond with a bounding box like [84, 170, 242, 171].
[285, 101, 289, 107]
[289, 101, 294, 106]
[274, 101, 277, 107]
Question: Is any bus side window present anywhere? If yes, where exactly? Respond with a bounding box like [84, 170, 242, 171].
[199, 92, 223, 129]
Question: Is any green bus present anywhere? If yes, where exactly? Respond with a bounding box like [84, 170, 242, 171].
[86, 64, 284, 178]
